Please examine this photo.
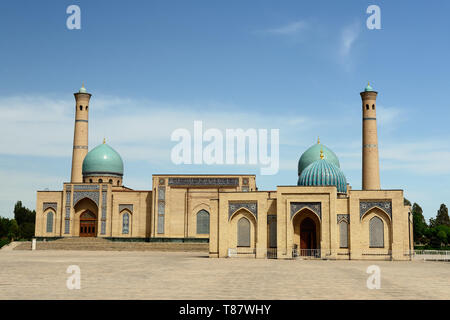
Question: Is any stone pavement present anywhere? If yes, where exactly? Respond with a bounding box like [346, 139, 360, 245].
[0, 250, 448, 300]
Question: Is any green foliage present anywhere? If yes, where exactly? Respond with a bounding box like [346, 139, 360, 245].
[0, 238, 10, 249]
[14, 201, 36, 226]
[19, 222, 35, 240]
[412, 202, 450, 249]
[0, 201, 36, 241]
[412, 203, 427, 241]
[404, 198, 411, 206]
[8, 219, 19, 240]
[435, 204, 450, 227]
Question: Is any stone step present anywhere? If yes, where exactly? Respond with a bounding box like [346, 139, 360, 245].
[14, 238, 209, 252]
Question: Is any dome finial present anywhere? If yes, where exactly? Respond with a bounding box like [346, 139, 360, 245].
[103, 137, 106, 144]
[320, 146, 324, 159]
[317, 136, 320, 144]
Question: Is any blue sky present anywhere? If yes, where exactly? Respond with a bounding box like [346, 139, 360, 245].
[0, 0, 449, 220]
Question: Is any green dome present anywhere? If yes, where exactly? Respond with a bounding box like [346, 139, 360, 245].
[82, 143, 124, 176]
[364, 83, 374, 92]
[298, 158, 347, 193]
[298, 142, 340, 176]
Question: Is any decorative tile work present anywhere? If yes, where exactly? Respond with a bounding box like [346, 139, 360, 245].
[74, 184, 99, 191]
[101, 191, 107, 235]
[73, 191, 99, 206]
[66, 186, 71, 191]
[157, 186, 166, 234]
[66, 191, 71, 206]
[242, 186, 249, 192]
[64, 220, 70, 234]
[168, 177, 239, 187]
[158, 187, 165, 200]
[158, 201, 165, 215]
[290, 202, 321, 220]
[43, 202, 57, 212]
[65, 207, 70, 218]
[360, 201, 392, 220]
[267, 215, 277, 223]
[228, 202, 257, 220]
[119, 204, 133, 212]
[337, 214, 350, 223]
[101, 221, 106, 235]
[242, 178, 249, 185]
[159, 178, 165, 185]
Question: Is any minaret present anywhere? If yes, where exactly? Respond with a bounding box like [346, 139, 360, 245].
[360, 82, 380, 190]
[70, 84, 91, 183]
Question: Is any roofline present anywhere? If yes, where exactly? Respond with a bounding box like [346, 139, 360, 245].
[152, 174, 256, 176]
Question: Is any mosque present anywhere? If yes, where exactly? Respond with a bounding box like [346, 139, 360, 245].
[35, 84, 413, 260]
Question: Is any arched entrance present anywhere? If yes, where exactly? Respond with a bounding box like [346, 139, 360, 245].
[79, 210, 97, 237]
[292, 209, 321, 258]
[300, 217, 317, 253]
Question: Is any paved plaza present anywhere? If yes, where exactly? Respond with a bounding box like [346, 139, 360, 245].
[0, 249, 448, 300]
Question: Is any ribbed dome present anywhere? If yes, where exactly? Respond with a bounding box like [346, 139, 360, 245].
[82, 143, 124, 177]
[298, 158, 347, 193]
[298, 142, 340, 176]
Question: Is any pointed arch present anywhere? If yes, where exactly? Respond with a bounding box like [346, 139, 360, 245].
[237, 217, 251, 247]
[196, 209, 210, 235]
[46, 210, 54, 233]
[369, 216, 384, 248]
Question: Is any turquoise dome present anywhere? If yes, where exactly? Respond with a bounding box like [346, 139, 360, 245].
[82, 143, 124, 176]
[364, 83, 374, 92]
[298, 142, 340, 176]
[78, 84, 87, 93]
[298, 158, 347, 193]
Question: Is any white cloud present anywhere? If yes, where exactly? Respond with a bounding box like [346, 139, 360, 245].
[339, 21, 361, 57]
[377, 106, 404, 127]
[0, 94, 317, 162]
[265, 21, 308, 35]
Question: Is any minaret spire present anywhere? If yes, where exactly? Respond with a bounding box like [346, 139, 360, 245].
[70, 85, 92, 183]
[360, 82, 380, 190]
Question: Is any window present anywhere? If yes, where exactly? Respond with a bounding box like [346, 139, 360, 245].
[369, 216, 384, 248]
[89, 179, 93, 183]
[79, 105, 83, 111]
[237, 217, 250, 247]
[46, 211, 54, 233]
[86, 106, 88, 110]
[372, 104, 375, 110]
[122, 213, 130, 234]
[196, 210, 210, 234]
[109, 179, 113, 184]
[117, 180, 120, 186]
[339, 221, 348, 248]
[366, 104, 369, 110]
[99, 179, 103, 183]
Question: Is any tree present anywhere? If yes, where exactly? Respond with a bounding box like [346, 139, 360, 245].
[435, 204, 450, 227]
[7, 219, 19, 240]
[437, 230, 447, 246]
[14, 201, 35, 226]
[404, 198, 411, 206]
[412, 203, 427, 243]
[0, 217, 11, 239]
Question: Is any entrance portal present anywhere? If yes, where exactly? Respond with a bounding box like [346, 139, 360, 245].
[300, 217, 317, 256]
[79, 210, 97, 237]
